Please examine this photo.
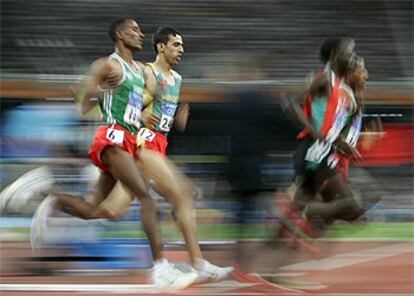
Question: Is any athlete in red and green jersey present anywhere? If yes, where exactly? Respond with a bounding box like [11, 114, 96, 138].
[137, 27, 189, 156]
[144, 62, 181, 134]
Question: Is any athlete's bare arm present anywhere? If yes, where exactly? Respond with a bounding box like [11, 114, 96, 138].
[174, 103, 189, 132]
[280, 94, 321, 141]
[281, 71, 330, 140]
[140, 65, 160, 128]
[77, 58, 120, 114]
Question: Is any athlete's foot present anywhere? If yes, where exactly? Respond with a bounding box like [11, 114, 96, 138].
[0, 167, 53, 214]
[30, 195, 57, 251]
[278, 223, 321, 258]
[277, 198, 320, 238]
[151, 258, 198, 292]
[302, 206, 326, 237]
[193, 259, 234, 283]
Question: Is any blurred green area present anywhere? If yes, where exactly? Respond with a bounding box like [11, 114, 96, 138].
[77, 222, 414, 241]
[1, 222, 413, 243]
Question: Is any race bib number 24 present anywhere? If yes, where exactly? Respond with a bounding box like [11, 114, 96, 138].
[160, 102, 177, 132]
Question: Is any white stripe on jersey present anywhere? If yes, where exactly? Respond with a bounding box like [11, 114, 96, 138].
[104, 90, 115, 124]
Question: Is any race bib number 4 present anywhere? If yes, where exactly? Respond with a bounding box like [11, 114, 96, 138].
[106, 128, 124, 145]
[138, 128, 156, 142]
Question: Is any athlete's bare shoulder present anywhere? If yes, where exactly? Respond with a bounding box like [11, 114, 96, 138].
[142, 63, 155, 77]
[134, 60, 145, 70]
[142, 63, 157, 95]
[89, 57, 117, 76]
[308, 70, 329, 97]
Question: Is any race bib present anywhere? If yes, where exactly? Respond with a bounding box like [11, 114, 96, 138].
[123, 105, 141, 128]
[106, 128, 124, 145]
[123, 88, 143, 128]
[159, 102, 177, 132]
[137, 128, 156, 142]
[159, 114, 174, 132]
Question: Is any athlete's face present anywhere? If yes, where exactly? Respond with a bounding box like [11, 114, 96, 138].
[160, 34, 184, 66]
[353, 59, 369, 89]
[119, 20, 145, 51]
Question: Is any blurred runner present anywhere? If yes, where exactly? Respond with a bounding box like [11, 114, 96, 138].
[280, 37, 361, 235]
[280, 38, 382, 239]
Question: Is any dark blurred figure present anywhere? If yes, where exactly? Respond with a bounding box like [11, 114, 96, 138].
[227, 53, 274, 236]
[229, 91, 268, 226]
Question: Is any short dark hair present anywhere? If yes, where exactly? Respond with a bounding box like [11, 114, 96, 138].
[152, 26, 182, 53]
[108, 17, 135, 42]
[319, 37, 341, 64]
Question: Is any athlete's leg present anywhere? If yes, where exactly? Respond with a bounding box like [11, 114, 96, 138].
[94, 181, 136, 219]
[137, 149, 233, 280]
[101, 146, 162, 261]
[52, 172, 116, 219]
[137, 148, 202, 265]
[304, 171, 364, 223]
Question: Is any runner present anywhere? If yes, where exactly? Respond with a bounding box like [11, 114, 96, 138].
[280, 38, 380, 237]
[278, 37, 359, 234]
[27, 17, 198, 291]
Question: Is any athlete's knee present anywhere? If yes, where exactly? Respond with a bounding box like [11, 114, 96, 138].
[171, 201, 195, 224]
[335, 195, 364, 221]
[140, 195, 157, 213]
[90, 207, 122, 220]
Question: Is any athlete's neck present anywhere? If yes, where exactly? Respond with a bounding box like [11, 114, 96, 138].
[114, 47, 135, 67]
[154, 56, 173, 78]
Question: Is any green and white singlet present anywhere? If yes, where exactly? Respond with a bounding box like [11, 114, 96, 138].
[98, 52, 145, 135]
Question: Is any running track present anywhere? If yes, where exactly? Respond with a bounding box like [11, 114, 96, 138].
[1, 240, 413, 295]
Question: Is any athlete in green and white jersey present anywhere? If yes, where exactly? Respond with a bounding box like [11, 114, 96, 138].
[37, 18, 198, 291]
[98, 51, 145, 136]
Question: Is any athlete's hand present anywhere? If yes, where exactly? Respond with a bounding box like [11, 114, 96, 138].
[141, 111, 160, 129]
[106, 71, 122, 89]
[336, 137, 362, 162]
[360, 116, 383, 151]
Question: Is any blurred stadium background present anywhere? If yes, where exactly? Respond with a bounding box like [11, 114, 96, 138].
[0, 0, 413, 281]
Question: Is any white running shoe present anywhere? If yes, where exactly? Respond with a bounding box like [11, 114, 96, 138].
[30, 195, 56, 251]
[151, 258, 198, 292]
[0, 167, 53, 213]
[194, 259, 234, 283]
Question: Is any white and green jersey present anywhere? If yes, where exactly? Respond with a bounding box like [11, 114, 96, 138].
[339, 81, 362, 148]
[98, 52, 145, 135]
[143, 63, 182, 135]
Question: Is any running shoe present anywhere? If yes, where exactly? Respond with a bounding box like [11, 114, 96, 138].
[193, 258, 234, 283]
[0, 167, 53, 213]
[30, 195, 56, 251]
[151, 258, 198, 291]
